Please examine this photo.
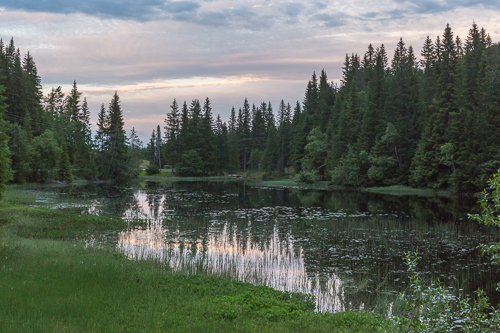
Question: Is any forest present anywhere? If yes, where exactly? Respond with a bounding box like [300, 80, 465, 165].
[1, 22, 500, 195]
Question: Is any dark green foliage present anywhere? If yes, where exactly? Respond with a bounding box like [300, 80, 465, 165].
[31, 130, 61, 181]
[300, 127, 328, 178]
[3, 25, 497, 190]
[367, 123, 403, 185]
[145, 162, 160, 175]
[393, 252, 500, 331]
[0, 40, 141, 185]
[470, 171, 500, 267]
[156, 24, 499, 190]
[330, 146, 369, 187]
[177, 149, 205, 176]
[0, 85, 11, 198]
[99, 92, 135, 183]
[7, 124, 32, 183]
[58, 145, 72, 182]
[260, 123, 279, 175]
[164, 98, 180, 172]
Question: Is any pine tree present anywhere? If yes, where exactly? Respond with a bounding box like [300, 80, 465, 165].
[58, 144, 72, 182]
[303, 72, 319, 134]
[290, 101, 304, 172]
[410, 24, 459, 188]
[22, 51, 43, 136]
[228, 106, 237, 134]
[265, 101, 274, 133]
[214, 115, 229, 175]
[0, 84, 11, 198]
[95, 103, 108, 153]
[358, 48, 387, 152]
[177, 101, 189, 163]
[102, 92, 131, 183]
[200, 97, 215, 173]
[251, 104, 266, 152]
[147, 129, 156, 163]
[164, 98, 180, 171]
[240, 98, 251, 171]
[155, 124, 162, 168]
[261, 121, 279, 174]
[317, 69, 335, 131]
[227, 106, 240, 173]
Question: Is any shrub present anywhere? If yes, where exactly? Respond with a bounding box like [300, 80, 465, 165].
[393, 251, 500, 332]
[145, 163, 160, 175]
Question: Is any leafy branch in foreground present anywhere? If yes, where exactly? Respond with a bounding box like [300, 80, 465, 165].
[469, 171, 500, 269]
[393, 172, 500, 331]
[393, 251, 500, 332]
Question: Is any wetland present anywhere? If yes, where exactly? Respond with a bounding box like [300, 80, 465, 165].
[22, 180, 500, 314]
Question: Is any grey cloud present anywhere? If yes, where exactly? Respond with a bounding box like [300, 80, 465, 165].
[0, 0, 275, 30]
[281, 3, 305, 17]
[362, 12, 379, 18]
[391, 0, 500, 16]
[175, 6, 274, 30]
[312, 13, 347, 27]
[0, 0, 200, 21]
[164, 1, 201, 14]
[313, 1, 328, 10]
[196, 10, 231, 26]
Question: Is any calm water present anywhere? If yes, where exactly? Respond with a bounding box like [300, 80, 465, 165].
[30, 181, 500, 312]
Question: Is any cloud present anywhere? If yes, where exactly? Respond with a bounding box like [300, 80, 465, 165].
[311, 13, 347, 27]
[313, 1, 328, 10]
[281, 2, 304, 17]
[164, 1, 201, 14]
[0, 0, 200, 21]
[171, 5, 275, 30]
[391, 0, 500, 16]
[361, 11, 379, 18]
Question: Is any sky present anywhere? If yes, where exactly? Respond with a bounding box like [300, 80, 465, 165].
[0, 0, 499, 142]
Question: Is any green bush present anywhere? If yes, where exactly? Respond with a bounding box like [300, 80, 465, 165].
[145, 163, 160, 175]
[393, 251, 500, 332]
[294, 170, 320, 184]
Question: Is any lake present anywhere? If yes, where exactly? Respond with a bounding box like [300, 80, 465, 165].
[28, 180, 500, 313]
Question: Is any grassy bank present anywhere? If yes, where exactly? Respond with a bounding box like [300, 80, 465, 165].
[139, 172, 457, 197]
[364, 185, 454, 198]
[0, 187, 396, 332]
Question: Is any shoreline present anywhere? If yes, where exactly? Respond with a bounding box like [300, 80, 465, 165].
[138, 175, 460, 198]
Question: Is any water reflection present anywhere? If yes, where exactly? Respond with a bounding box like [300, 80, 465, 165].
[119, 221, 344, 312]
[27, 181, 500, 312]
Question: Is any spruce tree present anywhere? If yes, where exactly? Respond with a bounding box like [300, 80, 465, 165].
[58, 144, 72, 182]
[95, 103, 108, 153]
[102, 92, 131, 183]
[317, 69, 335, 131]
[177, 101, 189, 163]
[164, 98, 180, 171]
[201, 97, 215, 173]
[0, 85, 11, 198]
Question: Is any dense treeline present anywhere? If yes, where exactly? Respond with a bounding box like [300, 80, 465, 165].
[1, 22, 499, 196]
[157, 23, 500, 192]
[0, 38, 140, 193]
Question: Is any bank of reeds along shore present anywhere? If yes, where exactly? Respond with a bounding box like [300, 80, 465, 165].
[0, 188, 395, 333]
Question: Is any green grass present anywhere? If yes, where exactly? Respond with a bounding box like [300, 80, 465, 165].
[0, 238, 394, 332]
[0, 203, 137, 240]
[0, 186, 397, 332]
